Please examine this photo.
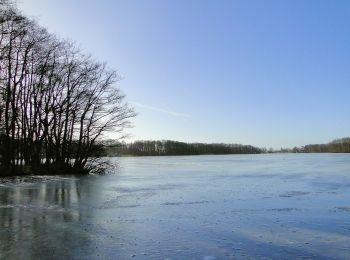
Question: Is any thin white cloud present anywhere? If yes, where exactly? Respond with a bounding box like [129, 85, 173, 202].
[131, 101, 191, 118]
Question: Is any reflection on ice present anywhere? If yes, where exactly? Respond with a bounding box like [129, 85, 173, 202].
[0, 176, 100, 259]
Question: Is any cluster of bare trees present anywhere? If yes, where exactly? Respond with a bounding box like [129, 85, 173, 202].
[0, 1, 135, 175]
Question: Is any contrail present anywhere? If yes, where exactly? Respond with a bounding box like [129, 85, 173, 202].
[131, 101, 191, 118]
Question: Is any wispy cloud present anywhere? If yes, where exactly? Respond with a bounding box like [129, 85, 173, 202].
[131, 101, 191, 118]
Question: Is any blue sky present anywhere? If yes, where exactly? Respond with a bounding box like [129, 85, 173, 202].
[19, 0, 350, 149]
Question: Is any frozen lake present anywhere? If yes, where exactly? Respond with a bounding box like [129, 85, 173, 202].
[1, 154, 350, 259]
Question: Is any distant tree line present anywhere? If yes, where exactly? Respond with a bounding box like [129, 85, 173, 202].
[0, 1, 135, 175]
[273, 137, 350, 153]
[301, 137, 350, 153]
[104, 137, 350, 157]
[102, 140, 263, 156]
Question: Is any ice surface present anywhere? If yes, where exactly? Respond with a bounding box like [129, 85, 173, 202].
[1, 154, 350, 259]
